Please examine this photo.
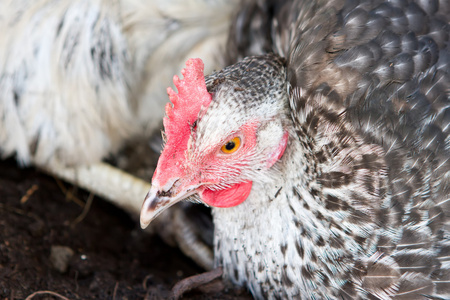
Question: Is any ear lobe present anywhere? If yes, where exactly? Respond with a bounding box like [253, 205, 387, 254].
[267, 131, 289, 168]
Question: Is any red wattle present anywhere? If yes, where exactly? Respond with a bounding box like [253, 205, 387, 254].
[200, 181, 253, 207]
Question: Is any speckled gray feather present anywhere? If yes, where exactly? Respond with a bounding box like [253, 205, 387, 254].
[205, 0, 450, 299]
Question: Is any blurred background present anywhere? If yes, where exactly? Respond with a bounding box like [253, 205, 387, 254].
[0, 0, 251, 298]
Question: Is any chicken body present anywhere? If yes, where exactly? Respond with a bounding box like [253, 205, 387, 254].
[208, 55, 444, 299]
[141, 0, 449, 298]
[213, 0, 450, 297]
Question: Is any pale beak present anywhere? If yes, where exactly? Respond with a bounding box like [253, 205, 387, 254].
[140, 182, 198, 229]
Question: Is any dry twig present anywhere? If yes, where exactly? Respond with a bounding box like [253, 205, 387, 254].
[113, 281, 119, 300]
[25, 290, 70, 300]
[71, 193, 94, 226]
[54, 177, 85, 207]
[20, 184, 39, 204]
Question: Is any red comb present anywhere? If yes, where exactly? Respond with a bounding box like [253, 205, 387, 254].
[153, 59, 212, 185]
[163, 58, 212, 141]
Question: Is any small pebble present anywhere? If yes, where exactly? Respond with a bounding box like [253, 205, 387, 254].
[49, 245, 74, 273]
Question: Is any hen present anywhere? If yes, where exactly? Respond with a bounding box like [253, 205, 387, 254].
[141, 0, 450, 299]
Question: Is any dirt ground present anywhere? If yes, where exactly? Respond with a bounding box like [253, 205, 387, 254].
[0, 158, 252, 300]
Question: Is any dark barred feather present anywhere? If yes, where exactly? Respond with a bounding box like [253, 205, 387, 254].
[223, 0, 449, 298]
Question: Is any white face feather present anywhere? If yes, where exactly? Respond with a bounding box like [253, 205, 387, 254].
[187, 80, 290, 187]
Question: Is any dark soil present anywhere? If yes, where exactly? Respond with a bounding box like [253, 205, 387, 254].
[0, 158, 252, 300]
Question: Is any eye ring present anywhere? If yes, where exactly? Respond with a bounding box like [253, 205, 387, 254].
[221, 137, 241, 154]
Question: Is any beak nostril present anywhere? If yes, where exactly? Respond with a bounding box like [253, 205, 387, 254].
[158, 190, 173, 197]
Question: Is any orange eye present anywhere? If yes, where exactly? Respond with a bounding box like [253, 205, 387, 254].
[221, 137, 241, 154]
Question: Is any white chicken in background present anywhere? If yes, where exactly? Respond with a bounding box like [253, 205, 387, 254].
[0, 0, 239, 269]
